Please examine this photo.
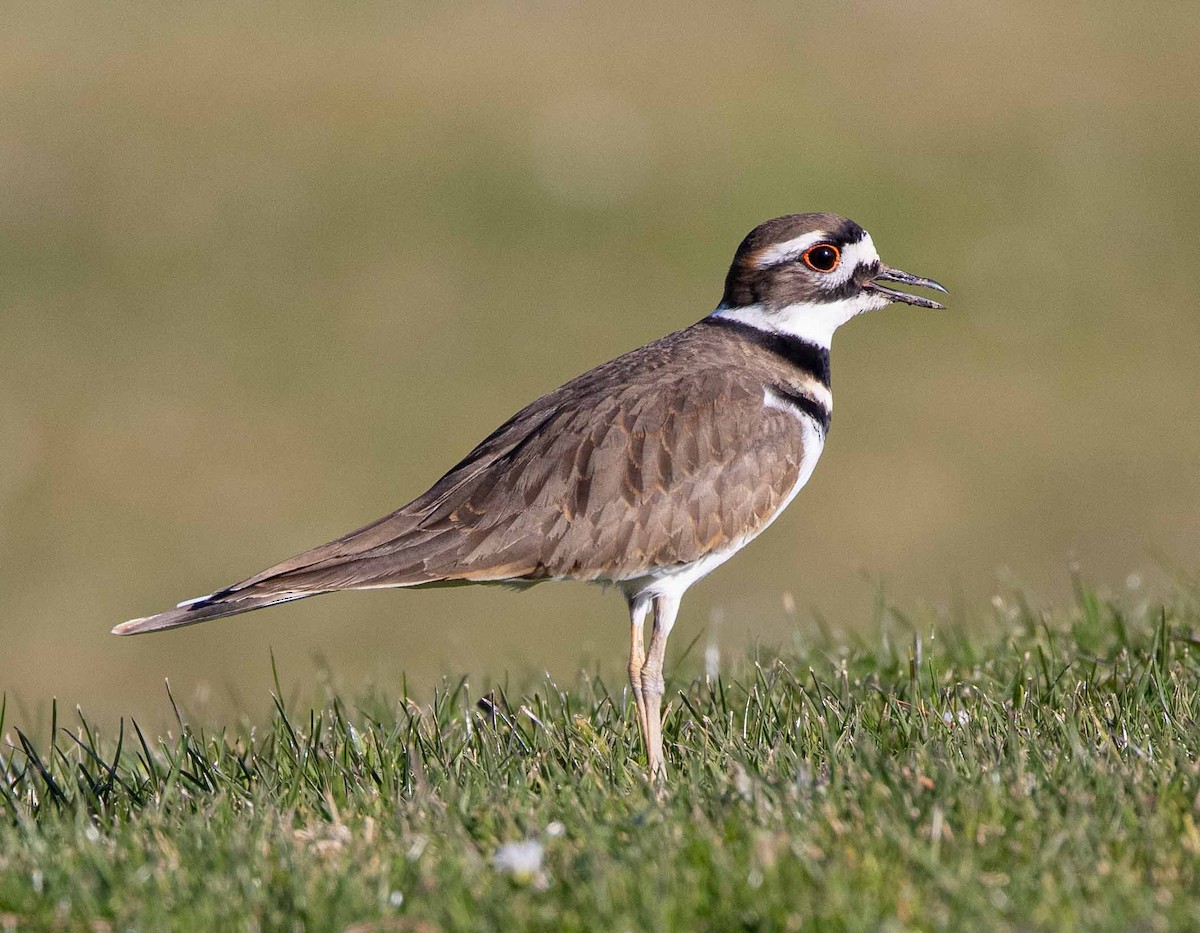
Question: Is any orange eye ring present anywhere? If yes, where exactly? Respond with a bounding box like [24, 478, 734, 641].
[801, 244, 841, 273]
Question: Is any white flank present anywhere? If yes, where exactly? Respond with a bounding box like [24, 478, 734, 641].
[761, 389, 825, 508]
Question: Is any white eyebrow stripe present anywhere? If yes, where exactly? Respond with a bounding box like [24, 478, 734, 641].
[753, 231, 828, 268]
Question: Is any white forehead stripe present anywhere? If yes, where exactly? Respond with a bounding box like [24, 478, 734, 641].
[753, 231, 828, 268]
[836, 232, 880, 276]
[819, 231, 881, 288]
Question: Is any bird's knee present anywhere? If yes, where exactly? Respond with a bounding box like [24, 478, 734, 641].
[640, 668, 664, 699]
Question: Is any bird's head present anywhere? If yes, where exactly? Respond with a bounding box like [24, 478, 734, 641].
[716, 213, 947, 348]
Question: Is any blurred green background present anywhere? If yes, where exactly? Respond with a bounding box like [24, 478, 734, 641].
[3, 3, 1198, 727]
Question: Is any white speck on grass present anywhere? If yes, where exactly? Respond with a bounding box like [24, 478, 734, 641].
[389, 891, 404, 908]
[406, 835, 428, 861]
[493, 840, 544, 881]
[545, 821, 565, 839]
[733, 763, 753, 801]
[706, 608, 723, 683]
[520, 706, 544, 728]
[705, 641, 720, 682]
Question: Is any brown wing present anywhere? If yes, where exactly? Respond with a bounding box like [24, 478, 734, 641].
[237, 352, 807, 589]
[115, 324, 810, 634]
[435, 368, 806, 584]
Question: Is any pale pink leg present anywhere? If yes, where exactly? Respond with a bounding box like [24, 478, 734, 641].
[627, 594, 652, 756]
[640, 592, 681, 780]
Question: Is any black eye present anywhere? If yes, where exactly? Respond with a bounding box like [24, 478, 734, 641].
[801, 244, 840, 273]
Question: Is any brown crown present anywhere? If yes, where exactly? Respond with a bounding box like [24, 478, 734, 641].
[721, 213, 875, 310]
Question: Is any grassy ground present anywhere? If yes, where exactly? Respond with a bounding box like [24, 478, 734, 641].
[4, 580, 1200, 931]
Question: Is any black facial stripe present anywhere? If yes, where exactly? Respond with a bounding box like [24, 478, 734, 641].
[814, 258, 882, 304]
[701, 316, 831, 388]
[770, 385, 831, 435]
[832, 218, 866, 245]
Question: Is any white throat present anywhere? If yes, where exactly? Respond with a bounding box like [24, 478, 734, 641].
[711, 291, 889, 349]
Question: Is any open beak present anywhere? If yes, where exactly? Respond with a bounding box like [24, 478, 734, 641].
[865, 266, 948, 310]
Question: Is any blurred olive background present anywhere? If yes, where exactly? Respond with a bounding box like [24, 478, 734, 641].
[3, 3, 1198, 727]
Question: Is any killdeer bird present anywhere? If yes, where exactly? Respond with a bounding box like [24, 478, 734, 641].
[115, 212, 946, 777]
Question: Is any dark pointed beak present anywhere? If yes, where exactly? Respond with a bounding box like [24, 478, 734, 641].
[865, 266, 949, 310]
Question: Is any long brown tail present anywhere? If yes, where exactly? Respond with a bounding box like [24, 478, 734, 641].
[111, 589, 326, 636]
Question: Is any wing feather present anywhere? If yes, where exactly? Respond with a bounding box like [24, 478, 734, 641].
[116, 321, 816, 634]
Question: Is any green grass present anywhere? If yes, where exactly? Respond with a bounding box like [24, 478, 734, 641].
[4, 581, 1200, 931]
